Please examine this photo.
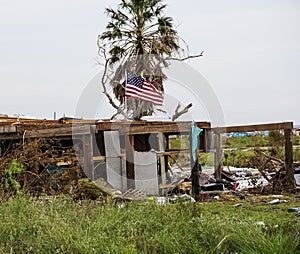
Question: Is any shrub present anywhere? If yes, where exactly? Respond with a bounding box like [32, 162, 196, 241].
[4, 159, 23, 191]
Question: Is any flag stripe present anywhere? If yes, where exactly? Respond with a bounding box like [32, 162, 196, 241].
[125, 85, 163, 104]
[126, 94, 163, 106]
[125, 92, 163, 105]
[125, 84, 163, 100]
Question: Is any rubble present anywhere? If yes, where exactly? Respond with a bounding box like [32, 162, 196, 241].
[268, 199, 289, 204]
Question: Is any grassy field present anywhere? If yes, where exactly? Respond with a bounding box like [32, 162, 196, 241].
[1, 194, 300, 253]
[1, 133, 300, 253]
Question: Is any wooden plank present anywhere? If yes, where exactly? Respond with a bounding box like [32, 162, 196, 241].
[195, 122, 211, 129]
[93, 156, 106, 161]
[25, 125, 91, 138]
[164, 149, 190, 152]
[0, 121, 211, 142]
[0, 133, 21, 140]
[159, 184, 176, 189]
[284, 129, 294, 187]
[163, 150, 207, 156]
[96, 121, 196, 133]
[118, 122, 193, 135]
[157, 132, 166, 185]
[0, 126, 17, 133]
[0, 121, 211, 138]
[214, 133, 222, 180]
[95, 122, 115, 131]
[214, 122, 293, 134]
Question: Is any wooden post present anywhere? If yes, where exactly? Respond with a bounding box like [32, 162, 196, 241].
[125, 134, 135, 189]
[82, 132, 94, 181]
[191, 157, 200, 201]
[214, 132, 222, 180]
[284, 129, 294, 187]
[157, 132, 166, 185]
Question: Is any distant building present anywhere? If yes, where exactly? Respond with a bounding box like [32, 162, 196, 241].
[293, 127, 300, 136]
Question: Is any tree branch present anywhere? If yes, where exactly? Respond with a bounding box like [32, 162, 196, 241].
[167, 51, 204, 61]
[256, 149, 284, 165]
[172, 103, 192, 121]
[100, 51, 129, 119]
[156, 108, 167, 114]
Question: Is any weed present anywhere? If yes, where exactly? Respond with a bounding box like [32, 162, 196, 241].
[4, 159, 23, 191]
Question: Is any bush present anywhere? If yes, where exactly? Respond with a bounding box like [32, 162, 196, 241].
[4, 159, 23, 191]
[223, 150, 256, 168]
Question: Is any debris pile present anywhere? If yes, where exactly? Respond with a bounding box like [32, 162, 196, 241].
[0, 138, 82, 199]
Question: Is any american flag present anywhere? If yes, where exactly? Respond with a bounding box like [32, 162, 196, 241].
[125, 71, 164, 106]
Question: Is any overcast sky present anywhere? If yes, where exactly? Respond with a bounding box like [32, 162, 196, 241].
[1, 0, 299, 126]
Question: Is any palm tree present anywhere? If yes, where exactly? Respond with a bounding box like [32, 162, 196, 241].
[98, 0, 181, 119]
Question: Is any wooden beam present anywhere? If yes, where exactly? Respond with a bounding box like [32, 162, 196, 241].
[163, 150, 205, 156]
[97, 121, 211, 135]
[214, 133, 222, 180]
[93, 156, 106, 161]
[195, 122, 211, 129]
[25, 125, 91, 138]
[122, 122, 192, 135]
[0, 126, 87, 140]
[0, 133, 21, 140]
[0, 126, 17, 133]
[214, 122, 293, 134]
[0, 121, 211, 140]
[284, 129, 295, 187]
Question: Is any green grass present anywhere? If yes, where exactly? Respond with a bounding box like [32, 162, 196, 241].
[0, 195, 300, 253]
[168, 135, 190, 150]
[223, 150, 256, 168]
[225, 135, 269, 149]
[199, 152, 215, 167]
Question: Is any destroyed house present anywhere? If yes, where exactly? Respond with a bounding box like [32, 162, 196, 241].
[0, 117, 211, 195]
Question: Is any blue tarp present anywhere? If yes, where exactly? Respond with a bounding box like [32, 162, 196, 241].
[232, 132, 251, 137]
[191, 122, 203, 161]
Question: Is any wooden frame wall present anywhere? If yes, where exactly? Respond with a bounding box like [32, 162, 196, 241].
[213, 122, 294, 187]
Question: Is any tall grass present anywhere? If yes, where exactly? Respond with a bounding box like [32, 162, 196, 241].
[0, 195, 299, 253]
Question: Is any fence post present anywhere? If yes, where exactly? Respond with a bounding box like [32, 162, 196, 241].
[214, 132, 222, 180]
[284, 128, 294, 187]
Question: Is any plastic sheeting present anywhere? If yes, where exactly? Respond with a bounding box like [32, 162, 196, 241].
[191, 122, 203, 161]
